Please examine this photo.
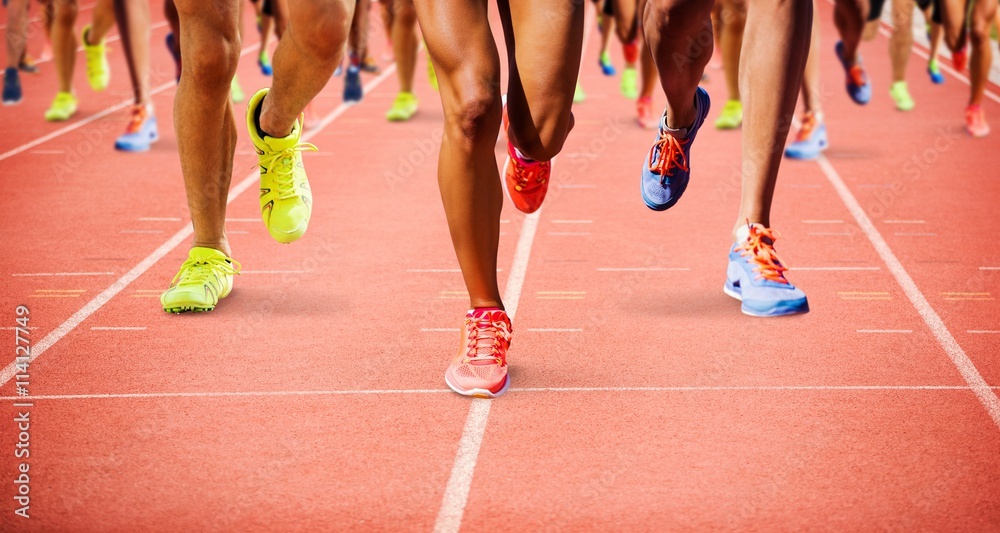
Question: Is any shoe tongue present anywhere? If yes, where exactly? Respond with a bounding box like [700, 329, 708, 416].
[189, 246, 228, 261]
[469, 307, 503, 320]
[262, 127, 299, 152]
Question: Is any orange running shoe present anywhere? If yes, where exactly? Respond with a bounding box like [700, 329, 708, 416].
[965, 104, 990, 137]
[636, 96, 656, 129]
[952, 47, 967, 72]
[502, 98, 551, 214]
[445, 309, 512, 398]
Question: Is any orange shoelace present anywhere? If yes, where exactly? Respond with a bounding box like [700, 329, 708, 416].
[510, 154, 548, 192]
[464, 314, 510, 365]
[737, 225, 790, 284]
[795, 113, 817, 143]
[849, 65, 867, 87]
[124, 106, 148, 134]
[647, 131, 689, 182]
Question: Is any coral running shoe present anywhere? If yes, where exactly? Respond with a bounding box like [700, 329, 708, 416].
[835, 41, 871, 105]
[246, 88, 317, 243]
[965, 104, 990, 137]
[115, 105, 159, 152]
[724, 224, 809, 317]
[82, 24, 109, 91]
[640, 86, 710, 211]
[952, 47, 967, 72]
[784, 112, 827, 160]
[161, 247, 241, 313]
[445, 309, 512, 398]
[502, 98, 552, 214]
[636, 96, 656, 129]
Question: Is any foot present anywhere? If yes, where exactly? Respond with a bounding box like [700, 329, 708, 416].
[927, 58, 945, 84]
[258, 51, 273, 76]
[574, 82, 586, 104]
[114, 105, 159, 152]
[44, 92, 78, 122]
[640, 87, 710, 211]
[386, 92, 418, 121]
[502, 96, 552, 214]
[82, 25, 110, 91]
[231, 75, 245, 103]
[620, 66, 638, 100]
[889, 81, 914, 111]
[784, 112, 828, 160]
[18, 54, 38, 74]
[161, 247, 241, 313]
[714, 99, 743, 129]
[835, 41, 871, 105]
[3, 67, 22, 105]
[965, 104, 990, 137]
[636, 96, 656, 129]
[599, 50, 616, 76]
[360, 55, 379, 74]
[344, 64, 363, 102]
[165, 33, 181, 82]
[246, 88, 318, 243]
[444, 308, 512, 398]
[724, 224, 809, 317]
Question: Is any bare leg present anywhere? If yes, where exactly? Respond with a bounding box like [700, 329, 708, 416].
[719, 0, 746, 102]
[834, 0, 868, 63]
[5, 0, 30, 69]
[114, 0, 151, 105]
[889, 0, 913, 83]
[87, 0, 116, 42]
[644, 0, 714, 130]
[968, 0, 996, 106]
[50, 0, 80, 94]
[391, 0, 418, 94]
[802, 0, 822, 117]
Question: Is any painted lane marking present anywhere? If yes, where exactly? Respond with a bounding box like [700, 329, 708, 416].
[438, 290, 469, 299]
[968, 330, 1000, 334]
[941, 292, 993, 301]
[979, 267, 1000, 271]
[536, 291, 586, 300]
[838, 291, 891, 300]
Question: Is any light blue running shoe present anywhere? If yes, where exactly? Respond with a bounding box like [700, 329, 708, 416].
[784, 114, 827, 160]
[640, 86, 710, 211]
[114, 106, 159, 152]
[835, 41, 871, 105]
[724, 225, 809, 317]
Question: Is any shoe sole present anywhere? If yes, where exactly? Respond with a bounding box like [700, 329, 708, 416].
[724, 282, 810, 317]
[163, 305, 216, 313]
[445, 372, 510, 399]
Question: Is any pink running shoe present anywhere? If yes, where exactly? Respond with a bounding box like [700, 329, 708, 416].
[965, 104, 990, 138]
[445, 308, 512, 398]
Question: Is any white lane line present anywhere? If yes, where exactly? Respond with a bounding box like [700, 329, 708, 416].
[527, 328, 582, 332]
[968, 330, 1000, 334]
[138, 217, 182, 222]
[817, 155, 1000, 429]
[596, 267, 690, 272]
[979, 267, 1000, 271]
[90, 326, 147, 331]
[11, 272, 115, 277]
[225, 217, 260, 223]
[7, 384, 1000, 401]
[884, 220, 926, 224]
[792, 266, 880, 271]
[0, 64, 400, 387]
[421, 328, 460, 332]
[802, 219, 844, 224]
[552, 220, 592, 224]
[433, 210, 542, 533]
[0, 38, 267, 163]
[857, 329, 913, 334]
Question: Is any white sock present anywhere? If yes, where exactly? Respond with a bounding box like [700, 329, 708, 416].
[735, 222, 766, 244]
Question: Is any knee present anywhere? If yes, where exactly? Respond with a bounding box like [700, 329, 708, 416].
[445, 85, 501, 145]
[292, 1, 352, 63]
[185, 34, 241, 91]
[52, 0, 78, 24]
[969, 18, 990, 46]
[396, 1, 417, 25]
[646, 0, 706, 30]
[509, 113, 570, 162]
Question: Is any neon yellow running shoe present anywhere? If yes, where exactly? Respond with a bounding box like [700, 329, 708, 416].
[386, 92, 418, 121]
[889, 81, 914, 111]
[246, 88, 317, 243]
[82, 24, 109, 91]
[714, 99, 743, 129]
[574, 82, 586, 103]
[44, 92, 77, 121]
[231, 74, 245, 103]
[161, 247, 241, 313]
[427, 53, 438, 92]
[620, 66, 638, 100]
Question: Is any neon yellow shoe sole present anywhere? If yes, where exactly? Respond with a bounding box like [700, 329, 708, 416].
[160, 247, 240, 313]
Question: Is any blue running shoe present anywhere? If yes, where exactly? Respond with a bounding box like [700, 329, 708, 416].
[724, 225, 809, 317]
[927, 59, 945, 84]
[166, 33, 181, 82]
[114, 105, 159, 152]
[784, 113, 827, 160]
[258, 51, 273, 76]
[640, 86, 710, 211]
[3, 67, 22, 105]
[344, 65, 363, 102]
[599, 51, 616, 76]
[835, 41, 871, 105]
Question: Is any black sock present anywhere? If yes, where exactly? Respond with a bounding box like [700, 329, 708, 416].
[254, 94, 269, 139]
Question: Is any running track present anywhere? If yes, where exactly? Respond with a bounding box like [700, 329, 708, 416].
[1, 1, 999, 530]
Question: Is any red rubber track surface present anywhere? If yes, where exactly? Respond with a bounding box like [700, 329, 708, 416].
[1, 1, 998, 530]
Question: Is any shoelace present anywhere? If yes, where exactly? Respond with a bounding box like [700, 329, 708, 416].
[260, 142, 318, 199]
[849, 65, 867, 87]
[737, 224, 790, 284]
[170, 256, 241, 288]
[795, 113, 817, 142]
[124, 106, 147, 134]
[647, 130, 689, 183]
[510, 154, 547, 191]
[464, 315, 511, 365]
